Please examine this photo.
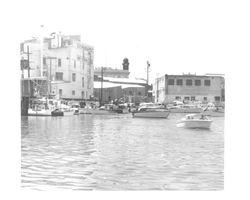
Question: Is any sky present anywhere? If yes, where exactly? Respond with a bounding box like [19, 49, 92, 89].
[13, 0, 246, 83]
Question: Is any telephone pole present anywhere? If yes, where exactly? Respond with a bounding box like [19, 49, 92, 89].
[146, 61, 150, 85]
[100, 67, 104, 107]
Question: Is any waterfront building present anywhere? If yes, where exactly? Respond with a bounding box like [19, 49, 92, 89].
[94, 67, 130, 78]
[20, 33, 94, 100]
[94, 60, 151, 104]
[153, 73, 225, 104]
[94, 76, 149, 104]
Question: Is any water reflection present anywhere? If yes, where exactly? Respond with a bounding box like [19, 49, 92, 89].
[21, 114, 224, 190]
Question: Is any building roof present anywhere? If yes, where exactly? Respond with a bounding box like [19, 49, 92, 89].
[165, 74, 224, 79]
[102, 77, 147, 84]
[94, 81, 144, 89]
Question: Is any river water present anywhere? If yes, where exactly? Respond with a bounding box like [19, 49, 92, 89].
[21, 113, 224, 190]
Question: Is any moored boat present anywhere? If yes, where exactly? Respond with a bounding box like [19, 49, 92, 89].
[168, 104, 203, 113]
[132, 105, 170, 119]
[28, 99, 55, 116]
[202, 104, 225, 117]
[176, 114, 213, 129]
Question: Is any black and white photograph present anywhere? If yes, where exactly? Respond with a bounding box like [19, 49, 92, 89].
[1, 0, 250, 198]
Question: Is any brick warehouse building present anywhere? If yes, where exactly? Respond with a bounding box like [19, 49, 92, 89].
[153, 73, 225, 104]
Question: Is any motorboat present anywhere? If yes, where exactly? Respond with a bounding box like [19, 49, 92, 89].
[88, 105, 118, 115]
[167, 104, 203, 113]
[177, 114, 213, 129]
[81, 104, 129, 115]
[202, 104, 225, 117]
[132, 105, 170, 118]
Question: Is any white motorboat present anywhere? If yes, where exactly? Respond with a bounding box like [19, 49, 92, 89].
[177, 114, 213, 129]
[203, 104, 225, 117]
[168, 104, 203, 113]
[88, 105, 118, 115]
[132, 105, 170, 119]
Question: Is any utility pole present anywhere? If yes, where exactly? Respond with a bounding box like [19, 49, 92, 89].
[27, 46, 30, 78]
[146, 61, 150, 85]
[146, 61, 151, 99]
[100, 67, 103, 107]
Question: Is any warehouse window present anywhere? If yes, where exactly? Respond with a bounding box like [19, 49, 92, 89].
[82, 77, 84, 87]
[59, 89, 62, 96]
[186, 79, 192, 86]
[191, 96, 196, 101]
[203, 97, 207, 101]
[138, 92, 142, 96]
[184, 96, 190, 100]
[168, 79, 175, 85]
[81, 91, 84, 99]
[72, 90, 75, 95]
[72, 73, 76, 82]
[204, 80, 211, 86]
[195, 80, 201, 86]
[55, 72, 63, 81]
[58, 58, 61, 67]
[175, 96, 181, 100]
[43, 57, 46, 65]
[176, 79, 183, 86]
[214, 96, 221, 101]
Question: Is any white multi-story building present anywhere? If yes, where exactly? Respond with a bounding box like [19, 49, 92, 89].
[20, 33, 94, 100]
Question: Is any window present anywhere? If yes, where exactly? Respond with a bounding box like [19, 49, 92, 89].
[72, 90, 75, 95]
[204, 80, 211, 86]
[195, 80, 201, 86]
[74, 60, 76, 68]
[72, 73, 76, 82]
[43, 57, 46, 65]
[214, 96, 221, 101]
[58, 58, 61, 67]
[59, 89, 62, 96]
[129, 91, 133, 95]
[81, 91, 84, 99]
[203, 97, 207, 101]
[184, 96, 190, 100]
[82, 77, 84, 87]
[55, 72, 63, 81]
[168, 79, 175, 85]
[177, 79, 183, 86]
[43, 71, 47, 77]
[175, 96, 181, 100]
[138, 92, 142, 96]
[186, 79, 192, 86]
[191, 96, 196, 101]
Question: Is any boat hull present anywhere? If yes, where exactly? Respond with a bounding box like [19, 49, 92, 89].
[63, 111, 75, 116]
[177, 119, 212, 129]
[132, 111, 169, 118]
[203, 110, 224, 117]
[90, 109, 118, 115]
[169, 108, 203, 113]
[28, 109, 52, 116]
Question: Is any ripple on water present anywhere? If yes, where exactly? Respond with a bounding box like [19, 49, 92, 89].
[21, 114, 224, 190]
